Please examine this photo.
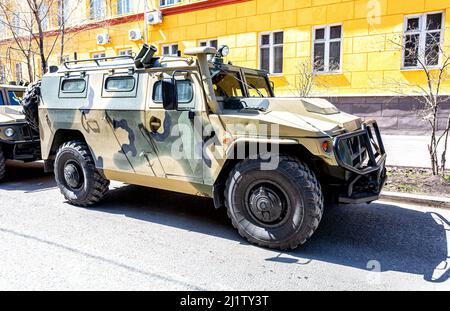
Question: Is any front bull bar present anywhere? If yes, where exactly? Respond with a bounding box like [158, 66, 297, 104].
[332, 120, 387, 204]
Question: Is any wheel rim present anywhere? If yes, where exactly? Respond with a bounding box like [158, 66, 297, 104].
[63, 160, 84, 191]
[245, 181, 290, 227]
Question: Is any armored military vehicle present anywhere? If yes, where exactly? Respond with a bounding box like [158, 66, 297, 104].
[25, 44, 386, 249]
[0, 84, 40, 181]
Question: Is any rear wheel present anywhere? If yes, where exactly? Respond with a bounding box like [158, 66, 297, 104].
[225, 155, 324, 250]
[0, 145, 5, 182]
[54, 141, 109, 207]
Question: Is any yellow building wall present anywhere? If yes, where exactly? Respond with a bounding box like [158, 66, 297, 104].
[2, 0, 450, 96]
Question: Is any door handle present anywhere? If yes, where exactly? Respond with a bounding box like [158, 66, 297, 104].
[149, 117, 161, 132]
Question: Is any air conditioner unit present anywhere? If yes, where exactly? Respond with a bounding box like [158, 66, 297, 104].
[96, 33, 110, 45]
[128, 29, 142, 41]
[146, 10, 163, 25]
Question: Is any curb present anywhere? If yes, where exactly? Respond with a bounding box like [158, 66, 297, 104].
[380, 191, 450, 209]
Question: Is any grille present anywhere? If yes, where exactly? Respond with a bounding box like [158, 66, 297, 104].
[21, 125, 39, 140]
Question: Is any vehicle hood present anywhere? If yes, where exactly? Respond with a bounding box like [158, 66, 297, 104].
[219, 97, 362, 138]
[0, 106, 26, 124]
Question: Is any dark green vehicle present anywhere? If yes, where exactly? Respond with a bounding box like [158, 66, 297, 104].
[0, 84, 40, 181]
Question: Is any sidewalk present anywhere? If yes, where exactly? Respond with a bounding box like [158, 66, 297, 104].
[383, 135, 450, 168]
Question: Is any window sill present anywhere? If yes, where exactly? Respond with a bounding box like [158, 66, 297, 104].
[159, 3, 184, 9]
[313, 70, 343, 76]
[267, 73, 284, 77]
[116, 12, 134, 17]
[401, 66, 442, 71]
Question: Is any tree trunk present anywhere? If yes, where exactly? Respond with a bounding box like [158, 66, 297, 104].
[26, 54, 34, 83]
[32, 2, 47, 76]
[59, 0, 66, 64]
[441, 115, 450, 177]
[429, 104, 440, 175]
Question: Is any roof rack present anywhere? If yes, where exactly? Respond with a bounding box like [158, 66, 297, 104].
[158, 56, 195, 66]
[63, 55, 135, 70]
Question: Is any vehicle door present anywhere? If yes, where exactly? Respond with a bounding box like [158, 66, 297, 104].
[100, 71, 160, 176]
[144, 71, 205, 183]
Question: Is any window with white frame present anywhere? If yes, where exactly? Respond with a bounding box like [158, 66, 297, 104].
[92, 52, 106, 60]
[15, 63, 22, 82]
[118, 49, 133, 56]
[39, 3, 49, 31]
[162, 43, 179, 56]
[0, 16, 6, 37]
[160, 0, 182, 7]
[11, 13, 21, 34]
[0, 64, 6, 83]
[57, 0, 70, 27]
[199, 39, 218, 60]
[199, 39, 218, 49]
[403, 12, 444, 68]
[313, 25, 342, 72]
[89, 0, 105, 20]
[117, 0, 132, 15]
[259, 31, 284, 74]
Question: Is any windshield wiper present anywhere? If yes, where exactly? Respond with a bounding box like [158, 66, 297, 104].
[248, 84, 264, 97]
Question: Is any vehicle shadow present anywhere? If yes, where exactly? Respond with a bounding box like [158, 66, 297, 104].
[0, 161, 56, 192]
[292, 203, 450, 283]
[92, 184, 449, 283]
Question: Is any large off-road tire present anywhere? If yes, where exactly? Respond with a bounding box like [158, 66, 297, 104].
[0, 145, 5, 182]
[21, 80, 41, 132]
[54, 141, 110, 207]
[225, 155, 324, 250]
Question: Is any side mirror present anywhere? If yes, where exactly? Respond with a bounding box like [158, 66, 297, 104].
[162, 78, 178, 110]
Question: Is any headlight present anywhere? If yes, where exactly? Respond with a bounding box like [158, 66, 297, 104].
[218, 45, 229, 57]
[4, 128, 15, 137]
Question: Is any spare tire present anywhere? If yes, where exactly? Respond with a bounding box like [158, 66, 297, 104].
[21, 80, 41, 132]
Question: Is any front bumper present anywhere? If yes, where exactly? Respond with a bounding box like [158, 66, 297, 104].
[0, 123, 41, 161]
[333, 120, 387, 204]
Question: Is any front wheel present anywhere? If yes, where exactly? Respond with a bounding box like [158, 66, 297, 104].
[225, 155, 324, 250]
[54, 141, 110, 207]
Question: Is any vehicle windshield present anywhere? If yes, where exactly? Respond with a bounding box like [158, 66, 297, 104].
[210, 67, 272, 99]
[8, 90, 23, 105]
[244, 73, 272, 98]
[210, 68, 244, 98]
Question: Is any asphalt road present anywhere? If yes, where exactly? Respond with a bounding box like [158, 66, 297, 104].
[0, 161, 449, 291]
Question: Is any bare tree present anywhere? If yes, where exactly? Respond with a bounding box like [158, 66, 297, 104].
[1, 0, 110, 79]
[294, 58, 329, 97]
[387, 33, 450, 177]
[0, 2, 37, 82]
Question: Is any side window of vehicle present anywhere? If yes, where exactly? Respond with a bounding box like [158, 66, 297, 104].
[7, 91, 22, 105]
[59, 77, 88, 98]
[105, 76, 135, 92]
[152, 79, 194, 109]
[0, 92, 4, 105]
[61, 79, 86, 93]
[102, 74, 139, 98]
